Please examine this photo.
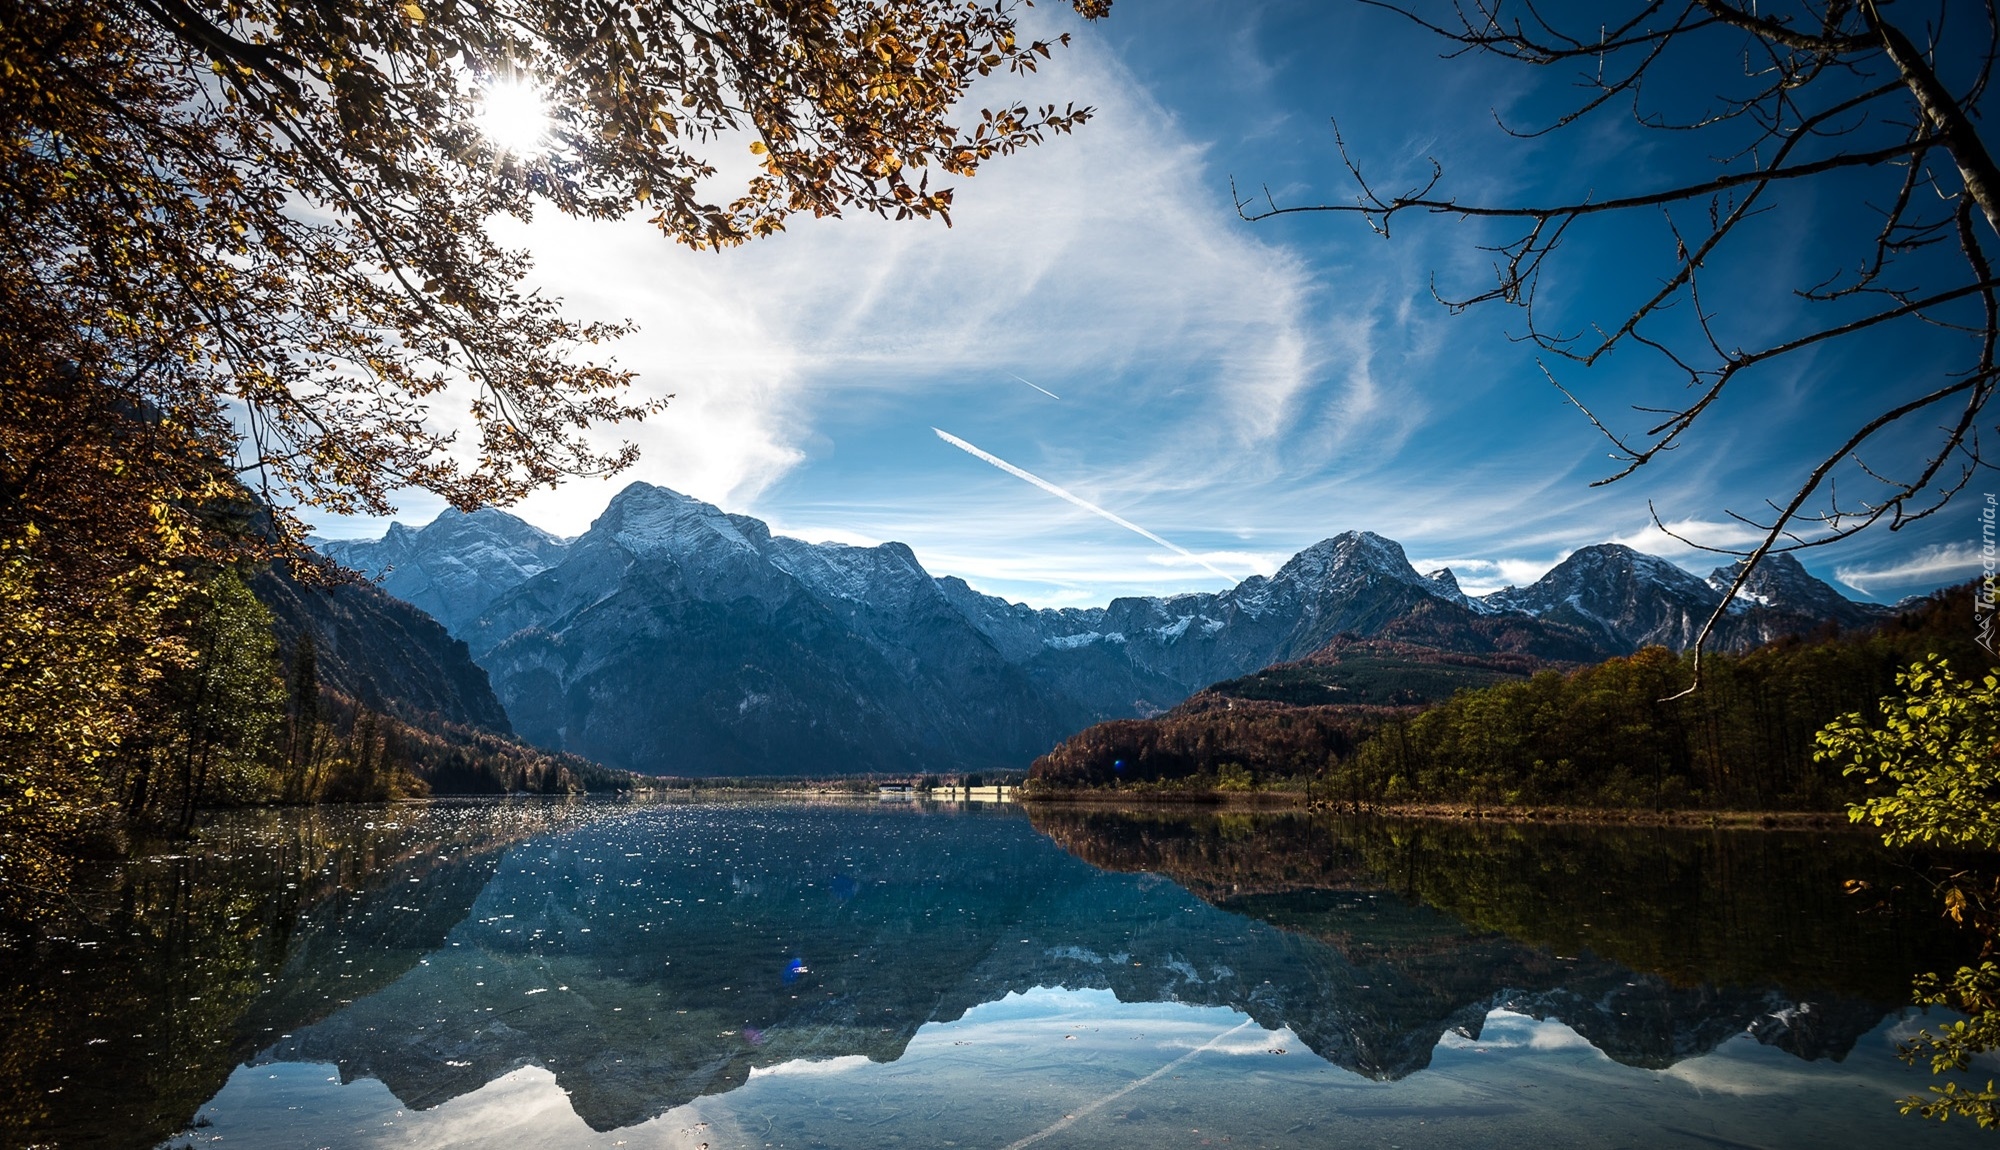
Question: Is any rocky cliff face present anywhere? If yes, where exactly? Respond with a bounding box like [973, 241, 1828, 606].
[1707, 551, 1893, 638]
[251, 563, 512, 735]
[1484, 543, 1737, 651]
[463, 484, 1084, 774]
[324, 484, 1890, 774]
[1484, 544, 1889, 653]
[319, 508, 571, 636]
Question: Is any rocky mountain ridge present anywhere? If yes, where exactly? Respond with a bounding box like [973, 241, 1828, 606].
[251, 561, 513, 737]
[1486, 544, 1889, 651]
[319, 508, 570, 637]
[323, 483, 1889, 774]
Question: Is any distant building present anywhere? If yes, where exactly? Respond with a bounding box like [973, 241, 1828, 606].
[922, 784, 1014, 803]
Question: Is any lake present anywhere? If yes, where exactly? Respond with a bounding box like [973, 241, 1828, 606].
[3, 798, 1992, 1149]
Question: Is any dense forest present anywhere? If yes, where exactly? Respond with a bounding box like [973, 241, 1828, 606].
[1023, 701, 1402, 795]
[1027, 585, 1991, 811]
[0, 556, 627, 927]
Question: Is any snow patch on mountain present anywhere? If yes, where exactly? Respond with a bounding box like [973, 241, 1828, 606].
[321, 506, 571, 637]
[596, 484, 764, 559]
[1705, 552, 1891, 628]
[1047, 631, 1126, 650]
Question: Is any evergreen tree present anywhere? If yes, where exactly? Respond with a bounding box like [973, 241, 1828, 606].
[284, 632, 321, 802]
[158, 570, 285, 835]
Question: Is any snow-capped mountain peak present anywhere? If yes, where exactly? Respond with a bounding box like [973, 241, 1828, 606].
[321, 491, 1897, 775]
[1275, 530, 1429, 590]
[1474, 544, 1725, 650]
[1705, 552, 1890, 627]
[320, 505, 571, 636]
[595, 482, 770, 559]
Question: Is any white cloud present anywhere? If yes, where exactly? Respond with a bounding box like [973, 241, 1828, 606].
[1655, 1044, 1827, 1097]
[304, 13, 1969, 611]
[310, 13, 1376, 587]
[746, 1055, 874, 1079]
[1437, 1009, 1602, 1054]
[1159, 1026, 1297, 1057]
[1604, 519, 1766, 566]
[480, 208, 812, 536]
[1412, 554, 1571, 596]
[1835, 543, 1987, 594]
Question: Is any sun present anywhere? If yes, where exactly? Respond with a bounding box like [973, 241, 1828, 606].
[475, 79, 550, 157]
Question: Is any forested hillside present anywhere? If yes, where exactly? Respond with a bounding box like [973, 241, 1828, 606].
[1025, 701, 1404, 793]
[1028, 586, 1988, 811]
[0, 556, 632, 928]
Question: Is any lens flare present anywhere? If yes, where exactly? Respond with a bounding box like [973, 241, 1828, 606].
[475, 79, 550, 156]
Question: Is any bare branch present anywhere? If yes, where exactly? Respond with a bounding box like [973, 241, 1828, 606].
[1243, 0, 2000, 682]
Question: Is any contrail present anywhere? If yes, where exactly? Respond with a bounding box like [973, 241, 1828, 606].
[932, 427, 1235, 582]
[999, 1019, 1255, 1149]
[1011, 374, 1061, 400]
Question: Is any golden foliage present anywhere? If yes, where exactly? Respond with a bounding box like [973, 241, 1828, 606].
[3, 0, 1106, 534]
[0, 0, 1107, 917]
[0, 369, 209, 920]
[1826, 658, 2000, 1126]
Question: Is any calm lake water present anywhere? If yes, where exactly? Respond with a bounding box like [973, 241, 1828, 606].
[3, 798, 1994, 1149]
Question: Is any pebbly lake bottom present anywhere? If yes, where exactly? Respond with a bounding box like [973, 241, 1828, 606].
[5, 798, 1995, 1149]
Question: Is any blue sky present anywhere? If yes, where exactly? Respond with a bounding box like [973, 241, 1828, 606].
[315, 1, 1987, 608]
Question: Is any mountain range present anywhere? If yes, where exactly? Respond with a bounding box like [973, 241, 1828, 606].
[322, 482, 1890, 775]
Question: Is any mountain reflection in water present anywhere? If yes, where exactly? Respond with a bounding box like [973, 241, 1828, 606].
[1, 798, 1988, 1149]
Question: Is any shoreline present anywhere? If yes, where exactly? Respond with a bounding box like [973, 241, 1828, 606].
[216, 789, 1865, 831]
[1016, 789, 1863, 829]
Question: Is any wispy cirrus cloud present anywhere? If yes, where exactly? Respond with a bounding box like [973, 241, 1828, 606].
[1835, 543, 1986, 594]
[306, 4, 1971, 612]
[313, 9, 1367, 570]
[1604, 519, 1767, 566]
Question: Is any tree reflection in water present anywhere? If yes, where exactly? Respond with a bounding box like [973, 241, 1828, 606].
[1, 799, 1985, 1148]
[0, 800, 596, 1147]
